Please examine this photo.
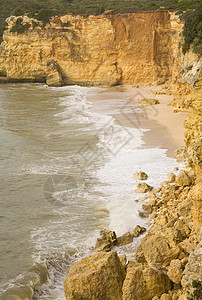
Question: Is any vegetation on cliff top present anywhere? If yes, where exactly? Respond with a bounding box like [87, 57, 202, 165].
[0, 0, 201, 55]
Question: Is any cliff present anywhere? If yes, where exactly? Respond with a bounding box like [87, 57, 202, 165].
[0, 11, 171, 86]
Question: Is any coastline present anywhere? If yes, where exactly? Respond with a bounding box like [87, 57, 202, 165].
[64, 84, 201, 300]
[88, 84, 187, 158]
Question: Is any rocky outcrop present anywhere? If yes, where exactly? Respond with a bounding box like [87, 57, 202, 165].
[63, 251, 125, 300]
[0, 12, 171, 86]
[122, 262, 172, 300]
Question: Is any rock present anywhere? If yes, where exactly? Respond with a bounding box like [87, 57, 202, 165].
[140, 98, 160, 106]
[133, 171, 148, 180]
[116, 232, 133, 246]
[165, 227, 187, 245]
[178, 296, 188, 300]
[167, 259, 183, 284]
[46, 60, 64, 87]
[64, 251, 125, 300]
[136, 183, 153, 193]
[175, 146, 187, 161]
[179, 238, 196, 255]
[175, 170, 192, 187]
[142, 203, 153, 214]
[174, 220, 190, 237]
[131, 225, 146, 237]
[137, 234, 180, 266]
[135, 245, 147, 263]
[181, 240, 202, 300]
[95, 229, 117, 251]
[138, 210, 149, 218]
[122, 262, 172, 300]
[166, 173, 176, 183]
[160, 294, 171, 300]
[120, 254, 127, 268]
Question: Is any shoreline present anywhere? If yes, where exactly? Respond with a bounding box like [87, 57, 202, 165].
[64, 84, 201, 300]
[88, 84, 187, 158]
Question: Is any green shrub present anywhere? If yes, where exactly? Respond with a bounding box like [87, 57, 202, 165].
[192, 280, 202, 300]
[182, 8, 202, 55]
[10, 17, 31, 34]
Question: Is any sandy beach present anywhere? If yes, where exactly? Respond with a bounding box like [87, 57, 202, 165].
[88, 85, 187, 158]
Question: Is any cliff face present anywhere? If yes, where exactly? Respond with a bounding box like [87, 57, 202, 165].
[0, 12, 171, 86]
[169, 20, 201, 238]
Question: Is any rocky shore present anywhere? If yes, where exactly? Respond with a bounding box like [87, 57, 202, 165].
[63, 54, 202, 299]
[63, 168, 201, 300]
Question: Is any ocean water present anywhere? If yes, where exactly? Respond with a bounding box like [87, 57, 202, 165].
[0, 84, 182, 299]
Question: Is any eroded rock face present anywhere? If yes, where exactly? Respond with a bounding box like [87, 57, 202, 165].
[122, 262, 172, 300]
[64, 251, 125, 300]
[0, 12, 171, 86]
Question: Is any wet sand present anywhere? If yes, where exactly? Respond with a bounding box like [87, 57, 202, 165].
[87, 85, 187, 158]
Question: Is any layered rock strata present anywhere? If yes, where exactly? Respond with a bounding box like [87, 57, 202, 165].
[0, 12, 171, 86]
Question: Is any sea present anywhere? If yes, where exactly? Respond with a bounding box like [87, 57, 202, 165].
[0, 84, 182, 299]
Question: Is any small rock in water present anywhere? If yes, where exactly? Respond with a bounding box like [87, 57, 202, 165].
[136, 182, 153, 193]
[95, 229, 117, 251]
[138, 210, 149, 218]
[115, 232, 133, 246]
[131, 225, 146, 237]
[166, 173, 176, 183]
[133, 171, 148, 180]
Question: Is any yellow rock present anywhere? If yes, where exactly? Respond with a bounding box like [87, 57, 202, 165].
[64, 251, 125, 300]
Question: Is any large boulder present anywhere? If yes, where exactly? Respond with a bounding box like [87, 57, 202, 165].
[122, 262, 172, 300]
[136, 234, 180, 266]
[64, 251, 125, 300]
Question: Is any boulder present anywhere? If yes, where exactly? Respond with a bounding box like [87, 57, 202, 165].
[167, 259, 183, 284]
[95, 229, 117, 251]
[133, 171, 148, 180]
[131, 225, 146, 237]
[122, 262, 172, 300]
[175, 170, 192, 187]
[137, 234, 180, 266]
[136, 183, 153, 193]
[160, 294, 171, 300]
[166, 173, 176, 183]
[116, 232, 133, 246]
[46, 60, 64, 87]
[64, 251, 125, 300]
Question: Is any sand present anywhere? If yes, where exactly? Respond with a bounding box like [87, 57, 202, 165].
[87, 85, 187, 158]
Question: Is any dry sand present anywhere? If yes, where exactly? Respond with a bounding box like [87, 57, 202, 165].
[87, 85, 187, 158]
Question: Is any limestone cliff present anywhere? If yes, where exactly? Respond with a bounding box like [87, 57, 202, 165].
[0, 12, 171, 86]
